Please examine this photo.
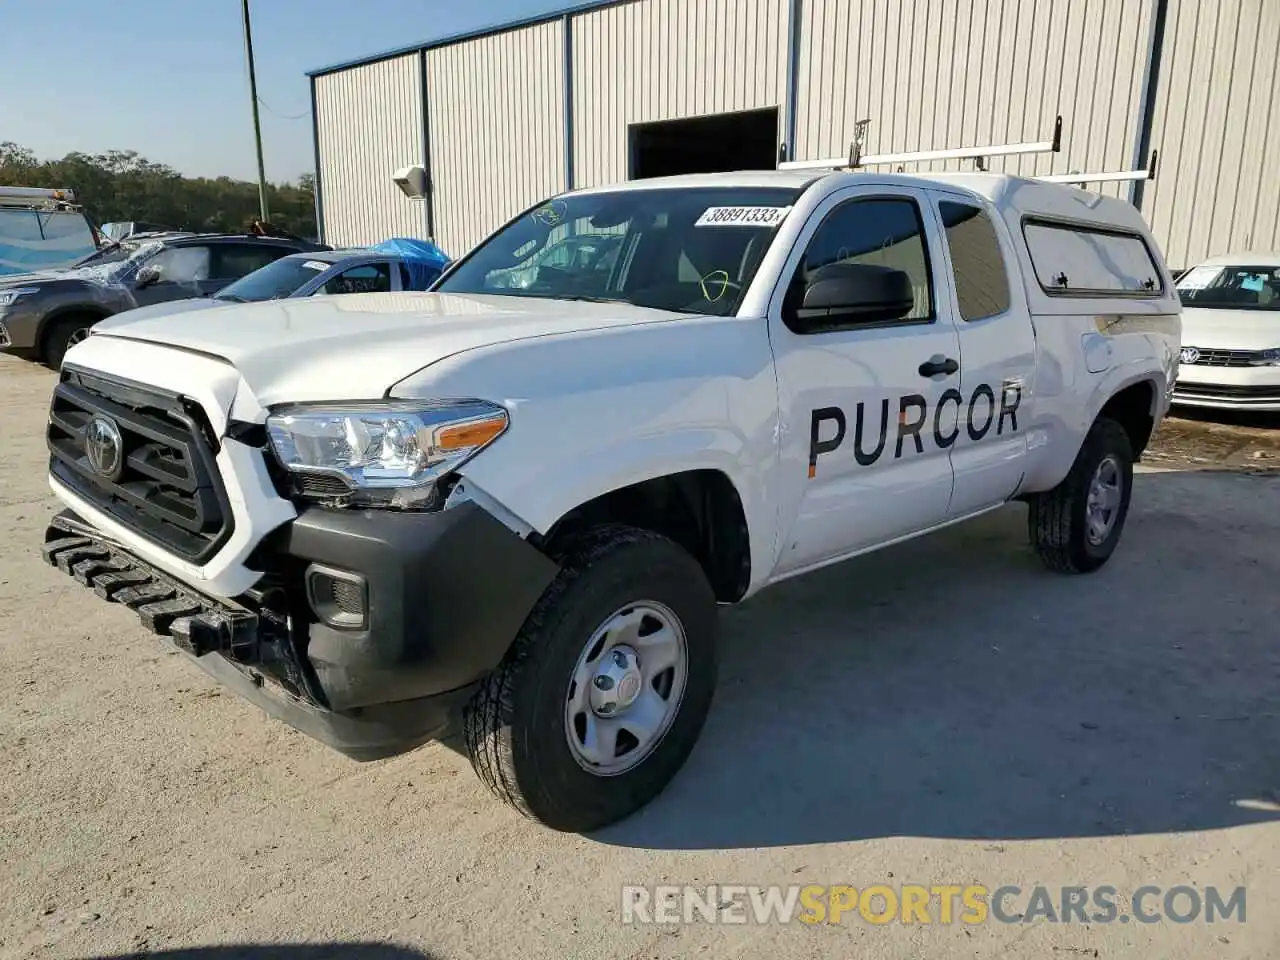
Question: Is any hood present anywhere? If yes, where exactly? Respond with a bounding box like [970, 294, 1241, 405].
[0, 263, 126, 292]
[0, 269, 67, 287]
[1180, 307, 1280, 350]
[88, 291, 687, 406]
[94, 298, 221, 330]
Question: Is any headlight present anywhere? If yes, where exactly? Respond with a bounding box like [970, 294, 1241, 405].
[0, 287, 39, 308]
[266, 400, 508, 508]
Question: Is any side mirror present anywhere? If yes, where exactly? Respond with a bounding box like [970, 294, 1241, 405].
[790, 263, 916, 332]
[135, 264, 161, 289]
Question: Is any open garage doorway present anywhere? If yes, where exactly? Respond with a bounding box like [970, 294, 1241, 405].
[629, 107, 779, 180]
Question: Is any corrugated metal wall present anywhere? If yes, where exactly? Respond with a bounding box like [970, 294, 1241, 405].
[426, 23, 567, 256]
[1143, 0, 1280, 269]
[569, 0, 790, 188]
[312, 0, 1277, 270]
[314, 54, 425, 246]
[794, 0, 1154, 199]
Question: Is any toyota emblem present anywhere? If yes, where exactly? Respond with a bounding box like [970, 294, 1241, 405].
[84, 415, 124, 481]
[1179, 346, 1200, 365]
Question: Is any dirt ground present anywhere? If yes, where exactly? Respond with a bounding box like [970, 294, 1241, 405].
[2, 354, 1279, 960]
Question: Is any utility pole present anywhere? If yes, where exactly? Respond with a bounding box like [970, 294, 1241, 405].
[241, 0, 270, 221]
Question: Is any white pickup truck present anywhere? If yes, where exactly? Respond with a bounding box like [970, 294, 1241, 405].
[41, 169, 1180, 831]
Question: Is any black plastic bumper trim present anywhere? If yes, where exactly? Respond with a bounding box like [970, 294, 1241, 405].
[42, 502, 560, 759]
[281, 502, 559, 711]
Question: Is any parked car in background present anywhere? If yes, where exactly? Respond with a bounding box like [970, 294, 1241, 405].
[1172, 252, 1280, 411]
[0, 187, 99, 277]
[0, 233, 326, 367]
[94, 242, 452, 329]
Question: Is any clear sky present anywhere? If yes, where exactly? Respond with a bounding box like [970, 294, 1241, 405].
[0, 0, 560, 184]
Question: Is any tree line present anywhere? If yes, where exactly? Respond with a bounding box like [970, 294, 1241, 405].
[0, 143, 317, 240]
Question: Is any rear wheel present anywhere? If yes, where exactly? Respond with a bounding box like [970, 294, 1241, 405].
[42, 315, 98, 369]
[1027, 417, 1134, 573]
[463, 525, 718, 832]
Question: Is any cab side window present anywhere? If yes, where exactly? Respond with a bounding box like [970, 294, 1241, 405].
[215, 244, 287, 282]
[148, 246, 211, 285]
[788, 196, 933, 332]
[322, 262, 392, 295]
[938, 201, 1011, 321]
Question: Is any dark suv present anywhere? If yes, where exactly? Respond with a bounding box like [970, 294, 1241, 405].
[0, 233, 327, 367]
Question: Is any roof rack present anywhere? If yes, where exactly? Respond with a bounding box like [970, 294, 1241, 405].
[778, 116, 1159, 192]
[1035, 149, 1159, 186]
[779, 116, 1064, 172]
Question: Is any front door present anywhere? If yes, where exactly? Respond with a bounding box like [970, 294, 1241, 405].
[768, 187, 963, 578]
[131, 245, 213, 306]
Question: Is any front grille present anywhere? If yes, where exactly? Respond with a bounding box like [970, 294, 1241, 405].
[1183, 346, 1270, 367]
[330, 577, 365, 615]
[47, 368, 232, 562]
[1173, 382, 1280, 403]
[295, 473, 353, 499]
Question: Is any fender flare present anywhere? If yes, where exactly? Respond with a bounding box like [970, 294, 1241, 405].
[1025, 365, 1166, 495]
[460, 427, 772, 587]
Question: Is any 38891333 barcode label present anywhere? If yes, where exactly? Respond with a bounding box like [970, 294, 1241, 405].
[694, 206, 793, 227]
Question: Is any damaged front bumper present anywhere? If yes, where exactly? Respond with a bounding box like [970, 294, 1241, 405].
[43, 502, 557, 760]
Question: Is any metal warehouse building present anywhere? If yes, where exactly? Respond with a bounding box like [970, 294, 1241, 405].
[307, 0, 1280, 271]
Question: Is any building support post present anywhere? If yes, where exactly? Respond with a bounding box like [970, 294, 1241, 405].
[420, 49, 436, 241]
[563, 13, 576, 190]
[1131, 0, 1170, 209]
[309, 75, 325, 243]
[782, 0, 804, 164]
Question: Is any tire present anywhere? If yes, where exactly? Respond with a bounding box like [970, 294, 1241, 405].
[41, 315, 97, 369]
[1027, 417, 1134, 574]
[463, 525, 718, 832]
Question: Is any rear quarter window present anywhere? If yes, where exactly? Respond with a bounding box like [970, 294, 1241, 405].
[1023, 219, 1162, 296]
[939, 201, 1011, 320]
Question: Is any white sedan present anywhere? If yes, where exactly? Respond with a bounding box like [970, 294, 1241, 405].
[1173, 252, 1280, 411]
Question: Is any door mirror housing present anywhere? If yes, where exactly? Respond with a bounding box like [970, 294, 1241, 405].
[134, 264, 161, 289]
[789, 263, 916, 332]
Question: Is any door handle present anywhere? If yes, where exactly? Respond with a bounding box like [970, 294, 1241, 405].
[918, 356, 960, 378]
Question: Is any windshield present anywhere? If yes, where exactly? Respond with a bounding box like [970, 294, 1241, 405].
[435, 186, 802, 315]
[1177, 264, 1280, 311]
[65, 239, 163, 282]
[216, 256, 328, 302]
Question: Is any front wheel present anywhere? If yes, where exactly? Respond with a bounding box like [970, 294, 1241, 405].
[463, 525, 718, 832]
[1027, 417, 1135, 573]
[42, 315, 97, 369]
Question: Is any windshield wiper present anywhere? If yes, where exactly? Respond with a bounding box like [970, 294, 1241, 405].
[216, 293, 247, 303]
[555, 294, 627, 304]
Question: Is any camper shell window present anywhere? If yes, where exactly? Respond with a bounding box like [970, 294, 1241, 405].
[1022, 217, 1163, 298]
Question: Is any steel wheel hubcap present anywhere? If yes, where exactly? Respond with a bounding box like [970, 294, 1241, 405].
[565, 601, 688, 776]
[1085, 456, 1123, 546]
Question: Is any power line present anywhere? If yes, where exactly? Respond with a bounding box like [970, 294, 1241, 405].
[256, 96, 309, 122]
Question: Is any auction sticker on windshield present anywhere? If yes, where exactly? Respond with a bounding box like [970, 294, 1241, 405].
[696, 206, 793, 227]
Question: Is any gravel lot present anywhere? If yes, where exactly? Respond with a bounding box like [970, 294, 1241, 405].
[2, 354, 1279, 960]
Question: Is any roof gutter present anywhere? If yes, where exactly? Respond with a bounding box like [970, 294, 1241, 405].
[304, 0, 634, 78]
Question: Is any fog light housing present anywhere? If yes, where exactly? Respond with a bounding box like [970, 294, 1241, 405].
[305, 564, 368, 630]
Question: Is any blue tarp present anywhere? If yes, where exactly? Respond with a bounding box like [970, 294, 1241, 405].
[372, 237, 451, 290]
